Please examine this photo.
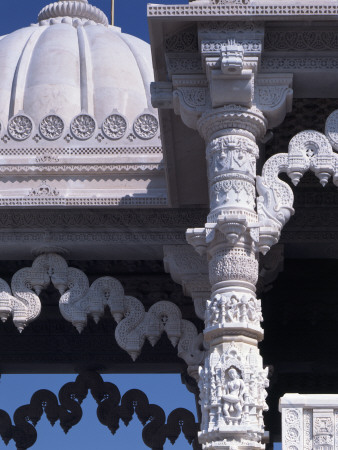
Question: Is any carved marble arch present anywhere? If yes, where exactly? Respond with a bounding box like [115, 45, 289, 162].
[0, 371, 200, 450]
[257, 112, 338, 255]
[0, 253, 205, 371]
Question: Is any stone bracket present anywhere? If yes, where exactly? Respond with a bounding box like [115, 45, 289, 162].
[258, 111, 338, 254]
[0, 252, 205, 374]
[163, 244, 210, 320]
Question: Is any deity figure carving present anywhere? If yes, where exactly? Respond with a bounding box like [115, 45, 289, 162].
[222, 368, 246, 420]
[206, 293, 262, 327]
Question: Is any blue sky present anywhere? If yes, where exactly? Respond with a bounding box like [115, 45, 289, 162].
[0, 0, 188, 42]
[0, 373, 197, 449]
[0, 1, 195, 450]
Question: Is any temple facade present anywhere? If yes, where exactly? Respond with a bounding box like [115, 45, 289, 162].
[1, 0, 338, 448]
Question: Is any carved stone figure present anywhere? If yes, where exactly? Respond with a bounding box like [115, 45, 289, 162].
[222, 368, 246, 419]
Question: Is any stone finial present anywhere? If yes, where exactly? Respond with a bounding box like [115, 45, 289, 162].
[38, 0, 109, 26]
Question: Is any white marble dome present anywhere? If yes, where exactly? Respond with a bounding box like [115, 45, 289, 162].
[0, 0, 156, 131]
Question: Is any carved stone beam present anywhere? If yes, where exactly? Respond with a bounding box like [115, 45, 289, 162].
[163, 244, 210, 320]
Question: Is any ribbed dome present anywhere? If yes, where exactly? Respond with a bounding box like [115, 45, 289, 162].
[0, 0, 156, 131]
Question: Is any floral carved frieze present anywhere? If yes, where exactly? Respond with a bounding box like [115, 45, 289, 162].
[0, 253, 204, 375]
[0, 111, 159, 144]
[165, 28, 198, 53]
[265, 29, 338, 52]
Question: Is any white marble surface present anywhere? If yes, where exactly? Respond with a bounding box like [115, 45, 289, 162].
[280, 394, 338, 450]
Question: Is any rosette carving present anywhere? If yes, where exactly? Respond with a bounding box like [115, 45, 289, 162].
[70, 114, 96, 140]
[102, 114, 127, 140]
[133, 114, 159, 139]
[39, 115, 64, 140]
[8, 115, 33, 141]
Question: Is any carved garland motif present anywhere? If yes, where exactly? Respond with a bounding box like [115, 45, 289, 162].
[0, 253, 204, 372]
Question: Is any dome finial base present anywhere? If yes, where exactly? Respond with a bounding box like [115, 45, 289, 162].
[38, 0, 109, 26]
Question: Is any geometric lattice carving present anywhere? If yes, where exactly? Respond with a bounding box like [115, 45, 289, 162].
[0, 371, 201, 450]
[0, 253, 204, 370]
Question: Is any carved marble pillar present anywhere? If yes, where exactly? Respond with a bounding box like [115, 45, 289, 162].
[187, 106, 269, 450]
[151, 20, 294, 450]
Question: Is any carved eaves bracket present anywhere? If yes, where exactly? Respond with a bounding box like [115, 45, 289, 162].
[164, 245, 210, 321]
[257, 109, 338, 253]
[152, 22, 293, 131]
[0, 253, 205, 378]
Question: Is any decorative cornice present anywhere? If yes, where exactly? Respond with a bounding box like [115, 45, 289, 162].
[265, 29, 338, 52]
[38, 0, 109, 26]
[148, 3, 338, 19]
[0, 146, 162, 156]
[0, 196, 168, 207]
[0, 209, 208, 229]
[0, 231, 187, 244]
[0, 163, 163, 175]
[261, 57, 338, 72]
